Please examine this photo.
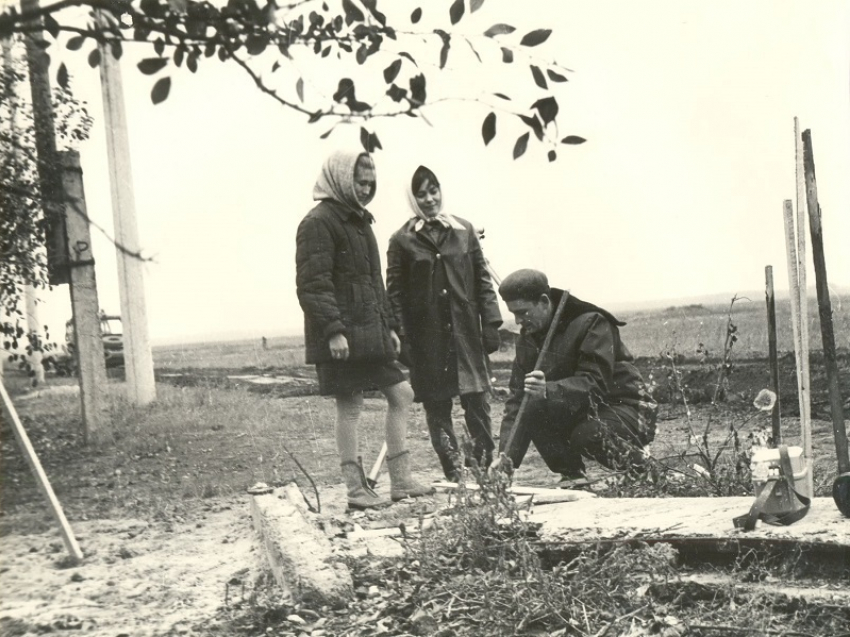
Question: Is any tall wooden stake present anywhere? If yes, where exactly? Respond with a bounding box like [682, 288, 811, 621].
[61, 151, 108, 444]
[95, 14, 156, 407]
[765, 266, 782, 445]
[794, 117, 813, 492]
[782, 199, 813, 493]
[802, 130, 849, 474]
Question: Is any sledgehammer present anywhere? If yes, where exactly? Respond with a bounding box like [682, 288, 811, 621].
[366, 441, 388, 488]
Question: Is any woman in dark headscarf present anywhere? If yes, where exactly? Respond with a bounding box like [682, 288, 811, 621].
[296, 150, 434, 510]
[386, 165, 502, 480]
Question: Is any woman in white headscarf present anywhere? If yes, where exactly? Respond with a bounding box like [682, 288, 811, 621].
[296, 150, 434, 510]
[386, 165, 502, 480]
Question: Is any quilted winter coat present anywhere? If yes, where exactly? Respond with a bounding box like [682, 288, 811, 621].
[296, 153, 398, 365]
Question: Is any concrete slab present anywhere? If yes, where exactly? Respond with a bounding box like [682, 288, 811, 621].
[250, 483, 353, 608]
[533, 497, 850, 545]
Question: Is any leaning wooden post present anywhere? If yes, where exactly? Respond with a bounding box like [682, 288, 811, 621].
[95, 13, 156, 407]
[61, 151, 109, 444]
[794, 118, 813, 491]
[1, 383, 83, 560]
[802, 129, 849, 474]
[765, 266, 782, 445]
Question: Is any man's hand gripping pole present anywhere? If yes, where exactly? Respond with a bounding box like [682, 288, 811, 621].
[489, 290, 571, 476]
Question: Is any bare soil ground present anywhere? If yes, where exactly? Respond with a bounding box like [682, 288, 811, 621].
[1, 349, 849, 636]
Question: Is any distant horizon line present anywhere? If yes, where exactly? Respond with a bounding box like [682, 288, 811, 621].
[151, 285, 849, 348]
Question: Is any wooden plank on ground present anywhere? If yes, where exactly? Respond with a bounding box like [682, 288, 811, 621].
[433, 480, 597, 504]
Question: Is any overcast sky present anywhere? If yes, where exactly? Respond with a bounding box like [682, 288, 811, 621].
[12, 0, 850, 344]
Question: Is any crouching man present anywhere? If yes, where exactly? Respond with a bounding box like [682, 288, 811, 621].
[495, 269, 657, 486]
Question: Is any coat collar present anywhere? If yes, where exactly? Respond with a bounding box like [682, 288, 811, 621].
[327, 200, 374, 224]
[411, 214, 464, 232]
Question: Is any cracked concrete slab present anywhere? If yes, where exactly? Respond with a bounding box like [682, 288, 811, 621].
[250, 483, 353, 608]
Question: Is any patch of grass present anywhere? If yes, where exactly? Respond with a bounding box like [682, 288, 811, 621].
[153, 335, 306, 370]
[0, 375, 418, 531]
[618, 295, 850, 359]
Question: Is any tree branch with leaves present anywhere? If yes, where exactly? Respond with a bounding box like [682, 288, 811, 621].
[1, 49, 93, 371]
[1, 0, 586, 158]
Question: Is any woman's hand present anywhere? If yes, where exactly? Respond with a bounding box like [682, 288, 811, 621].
[389, 329, 402, 356]
[328, 333, 349, 361]
[398, 335, 413, 367]
[523, 370, 547, 399]
[482, 323, 501, 354]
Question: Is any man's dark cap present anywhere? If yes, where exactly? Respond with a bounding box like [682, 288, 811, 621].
[499, 269, 550, 303]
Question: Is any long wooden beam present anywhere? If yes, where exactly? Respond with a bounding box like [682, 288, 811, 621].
[0, 383, 83, 561]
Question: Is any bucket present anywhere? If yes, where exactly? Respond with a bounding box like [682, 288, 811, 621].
[750, 446, 811, 515]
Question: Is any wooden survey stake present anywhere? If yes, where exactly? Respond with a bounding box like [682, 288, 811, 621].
[764, 266, 782, 444]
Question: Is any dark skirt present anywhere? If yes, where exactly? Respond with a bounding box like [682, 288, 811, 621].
[316, 361, 405, 396]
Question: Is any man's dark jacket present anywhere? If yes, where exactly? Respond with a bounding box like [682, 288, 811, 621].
[500, 288, 656, 441]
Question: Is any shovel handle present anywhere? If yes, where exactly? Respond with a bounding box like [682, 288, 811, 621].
[499, 290, 572, 464]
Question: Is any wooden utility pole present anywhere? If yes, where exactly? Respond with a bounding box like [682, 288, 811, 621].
[21, 0, 69, 285]
[20, 0, 107, 441]
[61, 151, 108, 444]
[96, 13, 156, 406]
